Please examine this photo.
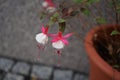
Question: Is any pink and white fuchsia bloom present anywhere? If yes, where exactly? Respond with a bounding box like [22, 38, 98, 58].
[36, 26, 49, 45]
[42, 0, 56, 13]
[51, 31, 73, 49]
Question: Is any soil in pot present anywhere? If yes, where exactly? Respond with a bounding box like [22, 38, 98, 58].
[92, 25, 120, 72]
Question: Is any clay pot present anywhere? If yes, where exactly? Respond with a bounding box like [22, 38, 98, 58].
[85, 24, 120, 80]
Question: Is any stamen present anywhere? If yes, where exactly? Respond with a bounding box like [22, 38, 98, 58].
[56, 50, 61, 67]
[37, 55, 41, 61]
[37, 44, 45, 50]
[57, 56, 60, 67]
[36, 44, 45, 61]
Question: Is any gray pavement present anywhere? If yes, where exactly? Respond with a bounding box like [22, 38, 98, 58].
[0, 57, 88, 80]
[0, 0, 117, 79]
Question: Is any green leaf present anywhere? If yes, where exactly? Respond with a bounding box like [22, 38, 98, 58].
[73, 0, 99, 4]
[53, 13, 59, 18]
[50, 17, 57, 22]
[113, 65, 120, 68]
[80, 7, 90, 16]
[95, 17, 106, 24]
[116, 5, 120, 13]
[50, 13, 59, 22]
[117, 9, 120, 13]
[59, 18, 66, 23]
[59, 21, 66, 33]
[111, 30, 120, 36]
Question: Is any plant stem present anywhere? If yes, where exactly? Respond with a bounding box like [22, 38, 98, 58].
[112, 0, 119, 24]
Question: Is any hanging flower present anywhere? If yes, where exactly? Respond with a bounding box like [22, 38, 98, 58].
[42, 0, 56, 13]
[51, 31, 73, 49]
[35, 26, 49, 45]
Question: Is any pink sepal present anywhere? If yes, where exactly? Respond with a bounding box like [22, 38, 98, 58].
[61, 39, 69, 45]
[63, 33, 73, 38]
[41, 26, 45, 32]
[52, 38, 59, 42]
[41, 26, 49, 34]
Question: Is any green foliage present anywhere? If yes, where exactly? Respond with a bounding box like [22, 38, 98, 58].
[53, 13, 59, 18]
[111, 30, 120, 36]
[117, 8, 120, 13]
[116, 3, 120, 13]
[50, 17, 57, 22]
[58, 18, 66, 32]
[59, 18, 66, 23]
[108, 1, 114, 7]
[80, 7, 90, 16]
[109, 0, 120, 13]
[95, 17, 106, 24]
[113, 65, 120, 68]
[73, 0, 99, 4]
[50, 13, 59, 22]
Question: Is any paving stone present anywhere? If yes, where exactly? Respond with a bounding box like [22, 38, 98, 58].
[0, 58, 14, 72]
[74, 74, 88, 80]
[12, 62, 30, 75]
[31, 65, 53, 80]
[4, 73, 24, 80]
[53, 69, 73, 80]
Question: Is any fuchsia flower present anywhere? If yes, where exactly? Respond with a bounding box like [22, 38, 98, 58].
[51, 31, 73, 49]
[42, 0, 56, 13]
[35, 26, 49, 45]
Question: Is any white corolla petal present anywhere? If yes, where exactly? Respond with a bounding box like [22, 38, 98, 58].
[36, 33, 48, 45]
[47, 7, 56, 13]
[52, 40, 64, 49]
[42, 1, 48, 8]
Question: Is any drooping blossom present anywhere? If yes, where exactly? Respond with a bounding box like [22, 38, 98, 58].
[35, 26, 49, 61]
[51, 31, 73, 66]
[42, 0, 56, 13]
[51, 31, 73, 49]
[35, 26, 49, 45]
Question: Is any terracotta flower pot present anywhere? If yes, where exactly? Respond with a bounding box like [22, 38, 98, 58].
[85, 24, 120, 80]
